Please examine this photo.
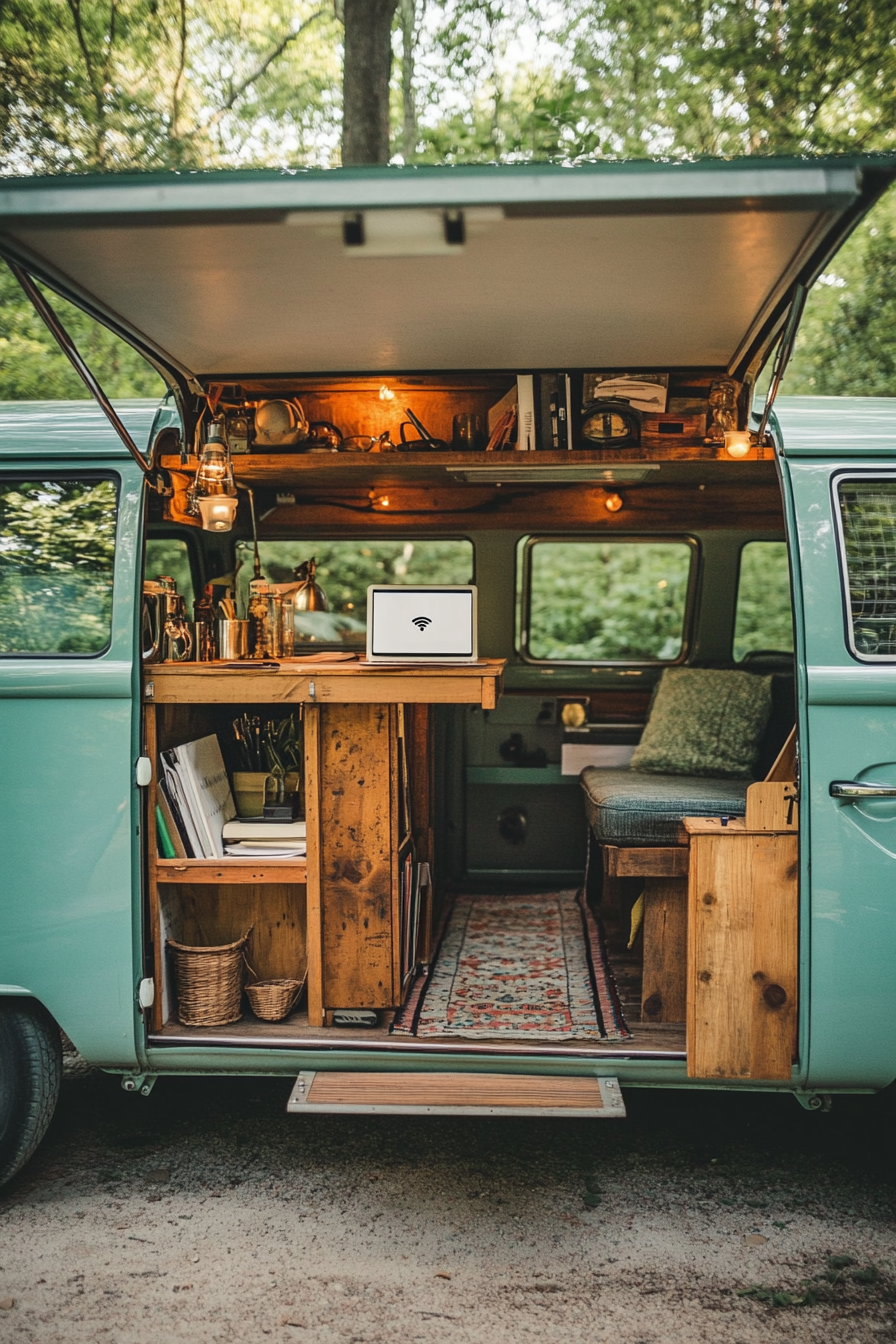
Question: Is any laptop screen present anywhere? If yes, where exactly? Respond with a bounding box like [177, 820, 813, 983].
[368, 586, 476, 660]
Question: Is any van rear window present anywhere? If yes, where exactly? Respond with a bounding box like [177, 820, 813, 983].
[522, 538, 693, 663]
[0, 477, 118, 656]
[733, 542, 793, 661]
[234, 539, 474, 647]
[838, 480, 896, 659]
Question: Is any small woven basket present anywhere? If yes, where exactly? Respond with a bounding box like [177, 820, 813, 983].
[246, 972, 307, 1022]
[168, 931, 250, 1027]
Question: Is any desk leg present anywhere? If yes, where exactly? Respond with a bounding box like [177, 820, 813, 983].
[304, 706, 325, 1026]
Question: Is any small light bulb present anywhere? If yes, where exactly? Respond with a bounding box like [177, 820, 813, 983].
[378, 495, 390, 508]
[379, 384, 395, 401]
[604, 492, 623, 513]
[197, 495, 238, 532]
[724, 430, 752, 459]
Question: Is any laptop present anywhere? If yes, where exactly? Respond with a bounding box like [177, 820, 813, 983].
[366, 585, 478, 662]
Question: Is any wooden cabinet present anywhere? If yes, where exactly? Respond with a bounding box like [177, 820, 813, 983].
[685, 815, 798, 1081]
[143, 659, 503, 1033]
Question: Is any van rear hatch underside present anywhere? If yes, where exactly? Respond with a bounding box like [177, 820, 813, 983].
[1, 156, 894, 386]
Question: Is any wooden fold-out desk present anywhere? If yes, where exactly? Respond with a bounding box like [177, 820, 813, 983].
[144, 658, 504, 1029]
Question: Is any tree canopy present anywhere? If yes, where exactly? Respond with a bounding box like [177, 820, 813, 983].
[1, 0, 895, 398]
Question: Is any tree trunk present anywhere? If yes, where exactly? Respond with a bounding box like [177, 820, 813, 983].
[399, 0, 418, 163]
[341, 0, 400, 166]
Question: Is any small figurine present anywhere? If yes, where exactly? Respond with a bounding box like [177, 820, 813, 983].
[707, 379, 738, 442]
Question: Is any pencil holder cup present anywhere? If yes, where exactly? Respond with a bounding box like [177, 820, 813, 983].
[233, 771, 275, 818]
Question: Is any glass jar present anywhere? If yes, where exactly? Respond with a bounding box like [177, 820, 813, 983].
[248, 580, 282, 659]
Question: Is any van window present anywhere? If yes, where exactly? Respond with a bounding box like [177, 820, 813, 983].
[0, 476, 118, 656]
[234, 539, 474, 646]
[838, 479, 896, 659]
[145, 537, 195, 608]
[733, 542, 794, 661]
[522, 538, 693, 663]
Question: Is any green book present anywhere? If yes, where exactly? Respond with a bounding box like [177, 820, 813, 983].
[155, 804, 176, 859]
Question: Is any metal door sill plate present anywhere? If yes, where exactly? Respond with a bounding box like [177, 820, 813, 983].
[287, 1070, 626, 1117]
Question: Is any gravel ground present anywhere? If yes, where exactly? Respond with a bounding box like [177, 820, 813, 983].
[1, 1055, 896, 1343]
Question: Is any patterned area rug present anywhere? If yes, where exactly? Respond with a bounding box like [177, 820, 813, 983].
[391, 890, 630, 1040]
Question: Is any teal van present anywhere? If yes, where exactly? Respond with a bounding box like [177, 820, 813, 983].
[2, 155, 896, 1183]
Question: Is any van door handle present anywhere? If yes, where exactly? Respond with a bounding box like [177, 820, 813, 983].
[830, 779, 896, 799]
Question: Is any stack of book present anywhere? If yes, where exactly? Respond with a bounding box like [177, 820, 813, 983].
[221, 818, 306, 858]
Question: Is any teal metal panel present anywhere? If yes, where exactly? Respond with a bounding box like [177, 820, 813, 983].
[773, 397, 896, 457]
[782, 455, 896, 1090]
[0, 399, 161, 458]
[0, 457, 144, 1067]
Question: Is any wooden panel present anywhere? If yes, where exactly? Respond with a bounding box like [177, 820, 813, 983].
[260, 479, 785, 532]
[640, 877, 688, 1023]
[146, 661, 504, 709]
[305, 1072, 608, 1109]
[604, 845, 689, 877]
[303, 705, 324, 1026]
[745, 781, 798, 831]
[161, 881, 307, 984]
[318, 703, 397, 1009]
[765, 727, 797, 783]
[687, 832, 798, 1080]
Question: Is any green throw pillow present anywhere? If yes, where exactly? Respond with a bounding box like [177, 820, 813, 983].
[630, 668, 773, 779]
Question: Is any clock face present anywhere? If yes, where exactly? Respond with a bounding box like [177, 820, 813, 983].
[582, 405, 638, 444]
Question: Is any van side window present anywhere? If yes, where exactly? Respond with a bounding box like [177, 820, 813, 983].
[0, 476, 118, 656]
[522, 538, 693, 663]
[145, 538, 196, 608]
[838, 480, 896, 659]
[733, 542, 794, 661]
[234, 539, 474, 647]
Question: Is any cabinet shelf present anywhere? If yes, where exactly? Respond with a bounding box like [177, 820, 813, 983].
[153, 857, 306, 885]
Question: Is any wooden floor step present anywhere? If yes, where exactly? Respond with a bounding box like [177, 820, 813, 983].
[286, 1071, 626, 1117]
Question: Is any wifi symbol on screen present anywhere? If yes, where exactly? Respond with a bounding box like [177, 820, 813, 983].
[411, 616, 432, 632]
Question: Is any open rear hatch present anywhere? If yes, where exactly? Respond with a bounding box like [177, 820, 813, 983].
[1, 155, 895, 408]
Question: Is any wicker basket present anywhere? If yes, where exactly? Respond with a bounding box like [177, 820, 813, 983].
[168, 931, 250, 1027]
[246, 972, 307, 1022]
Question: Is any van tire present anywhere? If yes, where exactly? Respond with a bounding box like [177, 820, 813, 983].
[0, 1001, 62, 1188]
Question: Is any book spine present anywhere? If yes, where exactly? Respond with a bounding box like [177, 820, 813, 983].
[516, 375, 536, 452]
[155, 804, 176, 859]
[157, 784, 187, 858]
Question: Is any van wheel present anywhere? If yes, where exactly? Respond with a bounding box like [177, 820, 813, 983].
[0, 1001, 62, 1188]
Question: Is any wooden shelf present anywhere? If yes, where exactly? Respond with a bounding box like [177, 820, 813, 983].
[154, 857, 306, 885]
[145, 658, 505, 709]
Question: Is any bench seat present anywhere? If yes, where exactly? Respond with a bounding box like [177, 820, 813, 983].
[580, 767, 749, 847]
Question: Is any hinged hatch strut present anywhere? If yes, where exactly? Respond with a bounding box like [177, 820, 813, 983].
[10, 262, 169, 489]
[755, 282, 809, 445]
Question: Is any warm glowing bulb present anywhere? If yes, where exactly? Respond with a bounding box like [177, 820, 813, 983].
[379, 384, 395, 401]
[377, 495, 390, 508]
[724, 430, 752, 459]
[197, 495, 238, 532]
[604, 492, 623, 513]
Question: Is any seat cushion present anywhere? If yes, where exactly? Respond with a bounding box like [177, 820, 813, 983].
[580, 767, 749, 847]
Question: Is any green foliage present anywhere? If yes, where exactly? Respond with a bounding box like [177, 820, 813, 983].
[733, 543, 794, 661]
[2, 0, 896, 399]
[0, 477, 118, 653]
[0, 263, 166, 401]
[526, 541, 691, 662]
[145, 538, 196, 606]
[234, 538, 473, 644]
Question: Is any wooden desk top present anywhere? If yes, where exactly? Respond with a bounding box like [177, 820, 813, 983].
[145, 657, 505, 708]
